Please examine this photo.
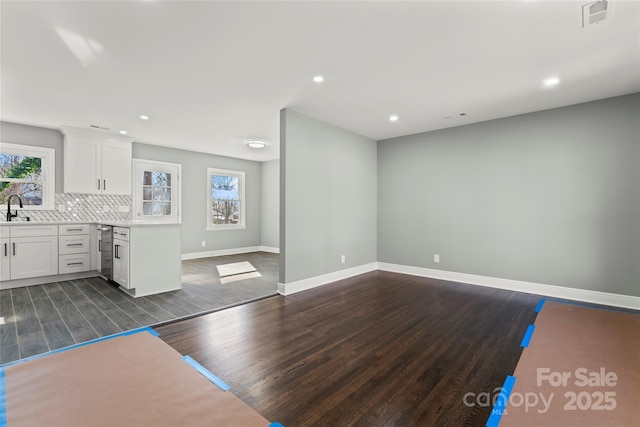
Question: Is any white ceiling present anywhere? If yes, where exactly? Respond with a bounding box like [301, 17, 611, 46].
[1, 1, 639, 162]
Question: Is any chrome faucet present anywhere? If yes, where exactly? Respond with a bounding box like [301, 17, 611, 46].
[6, 194, 23, 221]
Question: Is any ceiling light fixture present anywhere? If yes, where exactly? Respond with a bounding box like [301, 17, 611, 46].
[543, 77, 560, 87]
[119, 130, 128, 135]
[140, 115, 150, 120]
[389, 115, 399, 122]
[313, 75, 324, 83]
[246, 140, 267, 149]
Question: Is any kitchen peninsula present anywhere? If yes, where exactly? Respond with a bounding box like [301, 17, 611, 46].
[0, 220, 181, 297]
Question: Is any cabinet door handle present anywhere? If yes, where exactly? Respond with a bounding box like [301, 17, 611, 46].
[103, 179, 106, 191]
[4, 243, 7, 257]
[98, 179, 101, 190]
[115, 244, 119, 259]
[67, 262, 84, 266]
[66, 228, 83, 232]
[98, 240, 102, 251]
[12, 243, 16, 256]
[67, 243, 83, 247]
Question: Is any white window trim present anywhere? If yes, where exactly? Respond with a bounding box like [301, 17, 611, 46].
[0, 142, 55, 210]
[132, 158, 182, 224]
[207, 167, 246, 231]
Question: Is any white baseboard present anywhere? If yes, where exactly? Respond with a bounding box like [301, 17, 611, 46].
[182, 246, 278, 260]
[278, 262, 378, 296]
[377, 263, 640, 310]
[260, 246, 280, 254]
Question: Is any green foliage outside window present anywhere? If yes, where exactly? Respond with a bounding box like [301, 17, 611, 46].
[0, 154, 43, 205]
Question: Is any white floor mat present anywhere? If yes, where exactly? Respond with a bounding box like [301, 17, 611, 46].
[216, 261, 257, 277]
[220, 271, 262, 284]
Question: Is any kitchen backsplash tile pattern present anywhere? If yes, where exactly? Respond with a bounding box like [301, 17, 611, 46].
[1, 193, 132, 223]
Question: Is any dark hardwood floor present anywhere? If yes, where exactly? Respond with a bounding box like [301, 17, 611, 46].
[157, 270, 541, 427]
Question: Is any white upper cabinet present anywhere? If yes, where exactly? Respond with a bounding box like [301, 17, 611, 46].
[61, 126, 134, 195]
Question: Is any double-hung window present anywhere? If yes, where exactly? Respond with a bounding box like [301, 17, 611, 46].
[207, 168, 245, 230]
[133, 159, 181, 223]
[0, 142, 55, 210]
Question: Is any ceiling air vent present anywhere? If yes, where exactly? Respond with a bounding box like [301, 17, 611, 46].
[582, 0, 613, 27]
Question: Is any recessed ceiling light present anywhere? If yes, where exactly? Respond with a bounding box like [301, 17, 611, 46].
[140, 115, 150, 120]
[119, 130, 128, 135]
[543, 77, 560, 87]
[389, 115, 399, 122]
[246, 140, 267, 149]
[313, 75, 324, 83]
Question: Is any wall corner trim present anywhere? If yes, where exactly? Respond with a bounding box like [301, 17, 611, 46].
[377, 263, 640, 310]
[278, 262, 378, 296]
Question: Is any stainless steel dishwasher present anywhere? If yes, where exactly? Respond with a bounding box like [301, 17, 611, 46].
[99, 225, 113, 280]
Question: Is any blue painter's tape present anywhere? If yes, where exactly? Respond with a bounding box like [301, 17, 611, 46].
[269, 423, 285, 427]
[486, 375, 516, 427]
[520, 324, 536, 348]
[534, 299, 545, 313]
[0, 368, 6, 427]
[0, 327, 158, 368]
[182, 356, 231, 391]
[146, 327, 160, 337]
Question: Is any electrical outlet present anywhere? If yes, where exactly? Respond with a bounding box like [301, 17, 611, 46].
[434, 254, 440, 263]
[102, 205, 109, 213]
[201, 240, 206, 247]
[341, 255, 346, 264]
[58, 204, 65, 212]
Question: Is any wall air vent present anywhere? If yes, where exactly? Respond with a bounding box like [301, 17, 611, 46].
[582, 0, 613, 27]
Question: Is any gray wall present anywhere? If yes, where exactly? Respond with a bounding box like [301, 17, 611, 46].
[1, 121, 64, 192]
[261, 159, 280, 249]
[132, 143, 263, 254]
[378, 93, 640, 297]
[280, 109, 377, 283]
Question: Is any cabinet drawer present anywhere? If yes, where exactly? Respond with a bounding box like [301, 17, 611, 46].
[59, 235, 90, 255]
[59, 224, 90, 235]
[113, 227, 130, 241]
[0, 227, 9, 239]
[59, 253, 90, 274]
[10, 225, 58, 238]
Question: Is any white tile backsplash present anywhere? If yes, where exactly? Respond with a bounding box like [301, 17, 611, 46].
[1, 193, 132, 223]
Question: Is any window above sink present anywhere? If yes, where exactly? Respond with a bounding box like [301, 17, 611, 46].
[0, 142, 55, 210]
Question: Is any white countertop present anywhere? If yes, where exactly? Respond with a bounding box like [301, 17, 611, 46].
[0, 220, 180, 227]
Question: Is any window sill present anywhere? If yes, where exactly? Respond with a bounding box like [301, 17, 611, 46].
[206, 225, 246, 231]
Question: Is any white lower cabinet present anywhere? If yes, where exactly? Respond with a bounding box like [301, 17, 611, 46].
[2, 223, 181, 296]
[9, 235, 59, 280]
[1, 237, 10, 281]
[58, 224, 91, 274]
[113, 227, 130, 289]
